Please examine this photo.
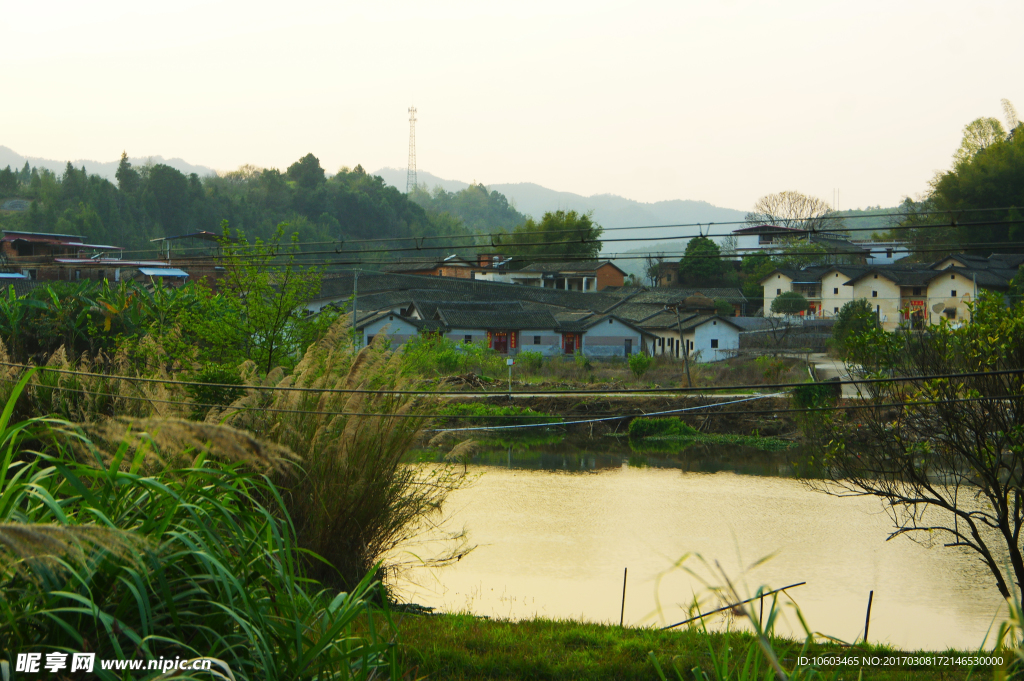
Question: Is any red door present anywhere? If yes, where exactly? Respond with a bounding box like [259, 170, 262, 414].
[563, 333, 576, 354]
[492, 332, 509, 354]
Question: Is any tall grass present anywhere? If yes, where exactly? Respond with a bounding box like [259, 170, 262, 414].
[223, 320, 469, 592]
[0, 373, 402, 680]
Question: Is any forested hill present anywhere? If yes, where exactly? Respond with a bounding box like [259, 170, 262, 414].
[0, 146, 214, 183]
[0, 153, 476, 258]
[373, 167, 747, 233]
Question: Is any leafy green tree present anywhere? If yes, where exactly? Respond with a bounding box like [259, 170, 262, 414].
[409, 183, 527, 232]
[498, 209, 603, 262]
[678, 236, 725, 285]
[831, 299, 876, 356]
[739, 253, 775, 300]
[287, 153, 326, 191]
[810, 293, 1024, 599]
[213, 222, 330, 373]
[714, 299, 734, 316]
[115, 151, 141, 193]
[770, 291, 808, 315]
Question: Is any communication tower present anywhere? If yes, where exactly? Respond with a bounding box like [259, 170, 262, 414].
[406, 106, 417, 194]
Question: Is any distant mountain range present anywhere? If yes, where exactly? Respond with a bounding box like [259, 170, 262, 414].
[0, 146, 215, 182]
[372, 167, 749, 279]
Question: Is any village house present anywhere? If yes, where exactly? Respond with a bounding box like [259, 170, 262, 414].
[760, 253, 1024, 331]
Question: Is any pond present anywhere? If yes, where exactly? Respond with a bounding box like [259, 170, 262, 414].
[394, 435, 1006, 651]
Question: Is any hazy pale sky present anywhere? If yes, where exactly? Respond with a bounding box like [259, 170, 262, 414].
[4, 0, 1021, 211]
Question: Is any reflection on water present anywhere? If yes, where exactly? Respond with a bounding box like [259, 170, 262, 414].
[398, 434, 1007, 651]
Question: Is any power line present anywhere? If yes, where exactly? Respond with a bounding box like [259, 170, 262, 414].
[2, 374, 1018, 425]
[45, 206, 1024, 259]
[3, 360, 1021, 398]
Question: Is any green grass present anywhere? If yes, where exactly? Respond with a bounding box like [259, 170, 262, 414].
[393, 614, 991, 680]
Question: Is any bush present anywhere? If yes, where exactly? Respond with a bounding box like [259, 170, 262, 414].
[832, 298, 876, 356]
[792, 379, 841, 409]
[770, 291, 808, 315]
[0, 378, 400, 680]
[628, 417, 698, 438]
[517, 350, 544, 372]
[628, 352, 652, 379]
[185, 362, 246, 420]
[438, 402, 561, 426]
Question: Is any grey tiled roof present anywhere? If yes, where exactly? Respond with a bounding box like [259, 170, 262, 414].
[518, 260, 622, 274]
[434, 302, 560, 330]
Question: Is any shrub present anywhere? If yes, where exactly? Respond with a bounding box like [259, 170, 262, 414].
[0, 376, 400, 680]
[185, 362, 246, 420]
[574, 351, 591, 371]
[770, 291, 808, 315]
[517, 350, 544, 372]
[832, 298, 876, 356]
[437, 402, 561, 426]
[628, 352, 653, 379]
[792, 379, 841, 409]
[628, 417, 698, 438]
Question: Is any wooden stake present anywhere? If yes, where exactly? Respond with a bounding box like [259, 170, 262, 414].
[863, 590, 874, 643]
[620, 568, 628, 627]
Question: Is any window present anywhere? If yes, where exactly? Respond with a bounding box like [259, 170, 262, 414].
[534, 335, 541, 345]
[945, 308, 957, 319]
[913, 287, 922, 295]
[776, 288, 781, 295]
[710, 339, 719, 349]
[75, 270, 81, 281]
[951, 274, 955, 279]
[834, 307, 839, 313]
[624, 339, 632, 356]
[366, 335, 374, 345]
[26, 269, 37, 280]
[873, 274, 878, 279]
[951, 290, 957, 297]
[712, 320, 717, 325]
[833, 287, 839, 294]
[872, 291, 877, 298]
[464, 335, 472, 344]
[609, 318, 613, 324]
[886, 248, 892, 258]
[470, 272, 476, 279]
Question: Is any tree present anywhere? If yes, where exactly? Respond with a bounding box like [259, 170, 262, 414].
[115, 152, 140, 194]
[497, 209, 602, 262]
[769, 291, 808, 315]
[952, 117, 1006, 168]
[831, 299, 876, 356]
[644, 252, 664, 287]
[213, 222, 328, 373]
[809, 293, 1024, 600]
[745, 190, 843, 232]
[678, 236, 725, 285]
[286, 153, 326, 191]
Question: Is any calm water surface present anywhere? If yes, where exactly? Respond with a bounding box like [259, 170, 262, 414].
[394, 436, 1006, 651]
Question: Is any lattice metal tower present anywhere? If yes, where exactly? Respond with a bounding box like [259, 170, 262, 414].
[406, 106, 417, 194]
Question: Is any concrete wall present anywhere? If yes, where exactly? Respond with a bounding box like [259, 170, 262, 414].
[820, 270, 856, 317]
[691, 319, 739, 362]
[763, 272, 794, 315]
[362, 317, 419, 347]
[926, 271, 978, 325]
[848, 274, 902, 330]
[581, 318, 643, 357]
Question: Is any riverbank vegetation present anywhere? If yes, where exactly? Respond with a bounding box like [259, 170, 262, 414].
[393, 614, 991, 681]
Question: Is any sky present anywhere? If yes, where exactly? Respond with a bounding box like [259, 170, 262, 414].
[3, 0, 1022, 212]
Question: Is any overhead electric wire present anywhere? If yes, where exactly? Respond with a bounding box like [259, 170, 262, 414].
[15, 232, 1024, 273]
[1, 375, 1018, 424]
[3, 360, 1022, 398]
[98, 205, 1024, 259]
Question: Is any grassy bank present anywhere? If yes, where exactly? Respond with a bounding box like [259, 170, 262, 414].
[394, 614, 994, 680]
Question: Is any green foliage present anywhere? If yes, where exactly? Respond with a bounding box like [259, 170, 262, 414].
[184, 362, 245, 420]
[791, 381, 841, 409]
[739, 253, 775, 301]
[409, 183, 527, 233]
[0, 384, 401, 680]
[574, 350, 592, 371]
[678, 236, 726, 285]
[517, 350, 544, 372]
[627, 352, 652, 379]
[0, 154, 474, 258]
[627, 417, 698, 439]
[831, 298, 876, 356]
[437, 403, 561, 426]
[497, 209, 603, 262]
[713, 299, 733, 316]
[770, 291, 808, 315]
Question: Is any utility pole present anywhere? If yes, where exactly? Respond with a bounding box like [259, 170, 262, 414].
[406, 107, 417, 194]
[672, 304, 692, 387]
